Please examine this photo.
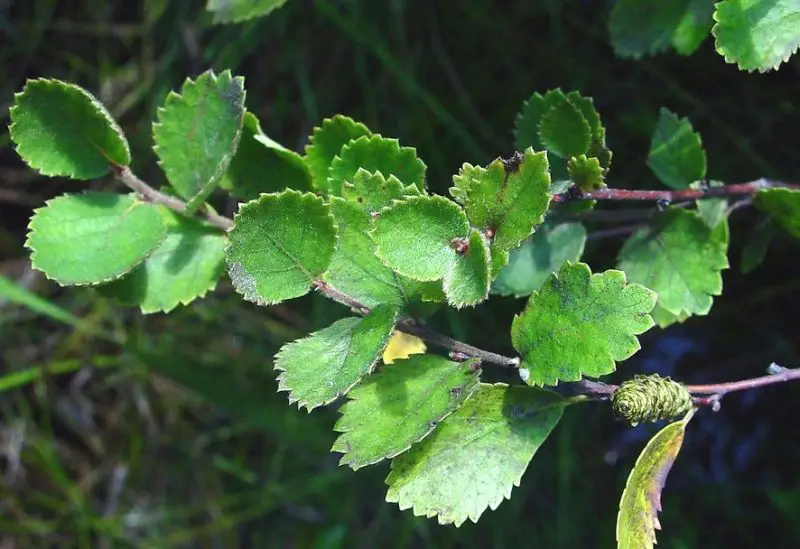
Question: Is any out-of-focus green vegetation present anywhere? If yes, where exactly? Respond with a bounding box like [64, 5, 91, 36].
[1, 1, 799, 547]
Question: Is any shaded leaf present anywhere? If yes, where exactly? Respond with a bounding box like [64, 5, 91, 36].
[618, 209, 729, 318]
[206, 0, 289, 23]
[713, 0, 800, 72]
[617, 410, 695, 549]
[226, 190, 336, 305]
[304, 115, 372, 193]
[755, 187, 800, 239]
[331, 355, 480, 470]
[98, 210, 226, 313]
[538, 95, 591, 159]
[383, 332, 427, 364]
[442, 230, 491, 308]
[275, 305, 397, 411]
[492, 222, 587, 298]
[511, 262, 656, 386]
[219, 112, 311, 200]
[386, 383, 566, 526]
[10, 78, 130, 179]
[153, 70, 246, 210]
[740, 217, 775, 273]
[693, 180, 729, 229]
[647, 108, 707, 189]
[566, 91, 613, 170]
[328, 135, 426, 196]
[609, 0, 712, 58]
[450, 148, 552, 259]
[26, 193, 165, 286]
[323, 198, 442, 316]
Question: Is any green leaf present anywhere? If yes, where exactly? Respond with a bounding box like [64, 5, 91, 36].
[450, 148, 552, 257]
[331, 355, 480, 470]
[693, 181, 729, 229]
[650, 304, 691, 329]
[98, 210, 226, 313]
[513, 90, 568, 181]
[755, 187, 800, 239]
[206, 0, 289, 23]
[673, 0, 716, 55]
[26, 192, 166, 286]
[511, 262, 656, 386]
[617, 209, 729, 318]
[341, 169, 408, 213]
[609, 0, 712, 58]
[372, 196, 469, 282]
[567, 155, 605, 192]
[647, 108, 707, 189]
[713, 0, 800, 72]
[740, 217, 775, 273]
[386, 383, 566, 526]
[275, 305, 397, 411]
[617, 410, 695, 549]
[9, 78, 130, 179]
[328, 135, 426, 196]
[538, 95, 591, 159]
[565, 91, 613, 171]
[323, 198, 441, 317]
[226, 190, 336, 305]
[492, 222, 587, 298]
[153, 70, 246, 210]
[304, 115, 372, 193]
[443, 230, 491, 308]
[219, 112, 311, 200]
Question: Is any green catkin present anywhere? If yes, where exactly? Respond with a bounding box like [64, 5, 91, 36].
[611, 374, 693, 426]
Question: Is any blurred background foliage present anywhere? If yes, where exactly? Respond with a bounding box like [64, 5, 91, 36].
[1, 0, 800, 547]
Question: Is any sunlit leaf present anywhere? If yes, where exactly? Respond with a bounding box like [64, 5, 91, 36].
[153, 69, 246, 210]
[386, 383, 566, 526]
[617, 410, 695, 549]
[226, 190, 336, 305]
[511, 262, 656, 386]
[26, 193, 165, 286]
[304, 115, 372, 193]
[275, 305, 397, 411]
[382, 331, 427, 364]
[331, 355, 480, 470]
[206, 0, 289, 23]
[10, 79, 130, 179]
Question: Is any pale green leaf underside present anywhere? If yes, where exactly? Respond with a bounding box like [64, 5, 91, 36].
[10, 78, 130, 179]
[226, 190, 336, 305]
[492, 222, 587, 298]
[617, 411, 694, 549]
[755, 187, 800, 239]
[275, 305, 397, 411]
[331, 355, 480, 470]
[98, 210, 226, 313]
[450, 148, 552, 254]
[647, 108, 707, 189]
[511, 262, 656, 386]
[220, 112, 311, 200]
[26, 193, 165, 286]
[617, 209, 728, 318]
[153, 69, 246, 208]
[328, 134, 426, 196]
[386, 383, 566, 527]
[304, 115, 372, 193]
[206, 0, 289, 23]
[713, 0, 800, 72]
[324, 198, 442, 316]
[609, 0, 713, 58]
[372, 195, 469, 282]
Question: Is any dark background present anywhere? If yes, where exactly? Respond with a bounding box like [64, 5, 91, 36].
[2, 1, 799, 547]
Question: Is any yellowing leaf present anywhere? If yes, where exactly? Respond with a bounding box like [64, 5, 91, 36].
[383, 331, 427, 364]
[617, 409, 695, 549]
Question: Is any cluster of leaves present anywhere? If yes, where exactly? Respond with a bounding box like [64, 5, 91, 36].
[10, 68, 800, 546]
[608, 0, 800, 72]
